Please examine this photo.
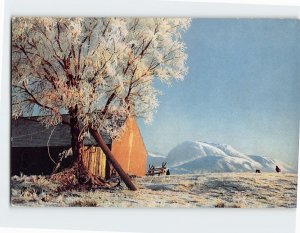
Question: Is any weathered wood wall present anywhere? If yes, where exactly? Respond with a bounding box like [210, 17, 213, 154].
[81, 146, 106, 179]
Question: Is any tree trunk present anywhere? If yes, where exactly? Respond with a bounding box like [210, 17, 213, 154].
[105, 160, 112, 180]
[89, 127, 138, 191]
[70, 106, 82, 164]
[52, 108, 107, 188]
[51, 110, 83, 174]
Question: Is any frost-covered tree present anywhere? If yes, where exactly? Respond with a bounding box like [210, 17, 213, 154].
[12, 17, 190, 188]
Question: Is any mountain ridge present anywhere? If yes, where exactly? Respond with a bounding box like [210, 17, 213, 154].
[147, 140, 297, 174]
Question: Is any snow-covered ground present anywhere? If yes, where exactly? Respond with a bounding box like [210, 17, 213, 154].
[11, 172, 297, 208]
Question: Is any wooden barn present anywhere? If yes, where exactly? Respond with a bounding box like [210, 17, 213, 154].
[11, 116, 147, 178]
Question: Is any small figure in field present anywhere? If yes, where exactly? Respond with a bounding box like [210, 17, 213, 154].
[255, 169, 261, 173]
[275, 165, 281, 173]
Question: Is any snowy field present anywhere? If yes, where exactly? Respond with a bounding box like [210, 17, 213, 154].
[11, 172, 297, 208]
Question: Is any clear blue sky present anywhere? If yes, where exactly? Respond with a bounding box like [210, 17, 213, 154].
[138, 19, 300, 166]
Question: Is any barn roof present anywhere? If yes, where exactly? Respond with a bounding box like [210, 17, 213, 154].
[11, 116, 112, 147]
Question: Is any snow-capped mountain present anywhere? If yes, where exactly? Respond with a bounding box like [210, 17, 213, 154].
[149, 141, 297, 174]
[147, 152, 167, 167]
[248, 155, 296, 172]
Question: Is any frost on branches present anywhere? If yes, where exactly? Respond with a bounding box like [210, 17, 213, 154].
[12, 17, 190, 187]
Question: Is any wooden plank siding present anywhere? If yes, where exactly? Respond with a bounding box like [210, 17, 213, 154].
[81, 117, 147, 179]
[81, 146, 106, 178]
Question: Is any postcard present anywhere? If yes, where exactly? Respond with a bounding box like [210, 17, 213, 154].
[10, 17, 299, 208]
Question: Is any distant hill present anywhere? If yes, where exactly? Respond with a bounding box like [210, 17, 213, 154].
[148, 141, 297, 174]
[147, 152, 167, 167]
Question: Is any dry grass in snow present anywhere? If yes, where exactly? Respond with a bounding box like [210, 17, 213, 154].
[11, 172, 297, 208]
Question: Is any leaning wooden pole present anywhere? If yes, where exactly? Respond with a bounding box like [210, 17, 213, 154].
[89, 127, 138, 191]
